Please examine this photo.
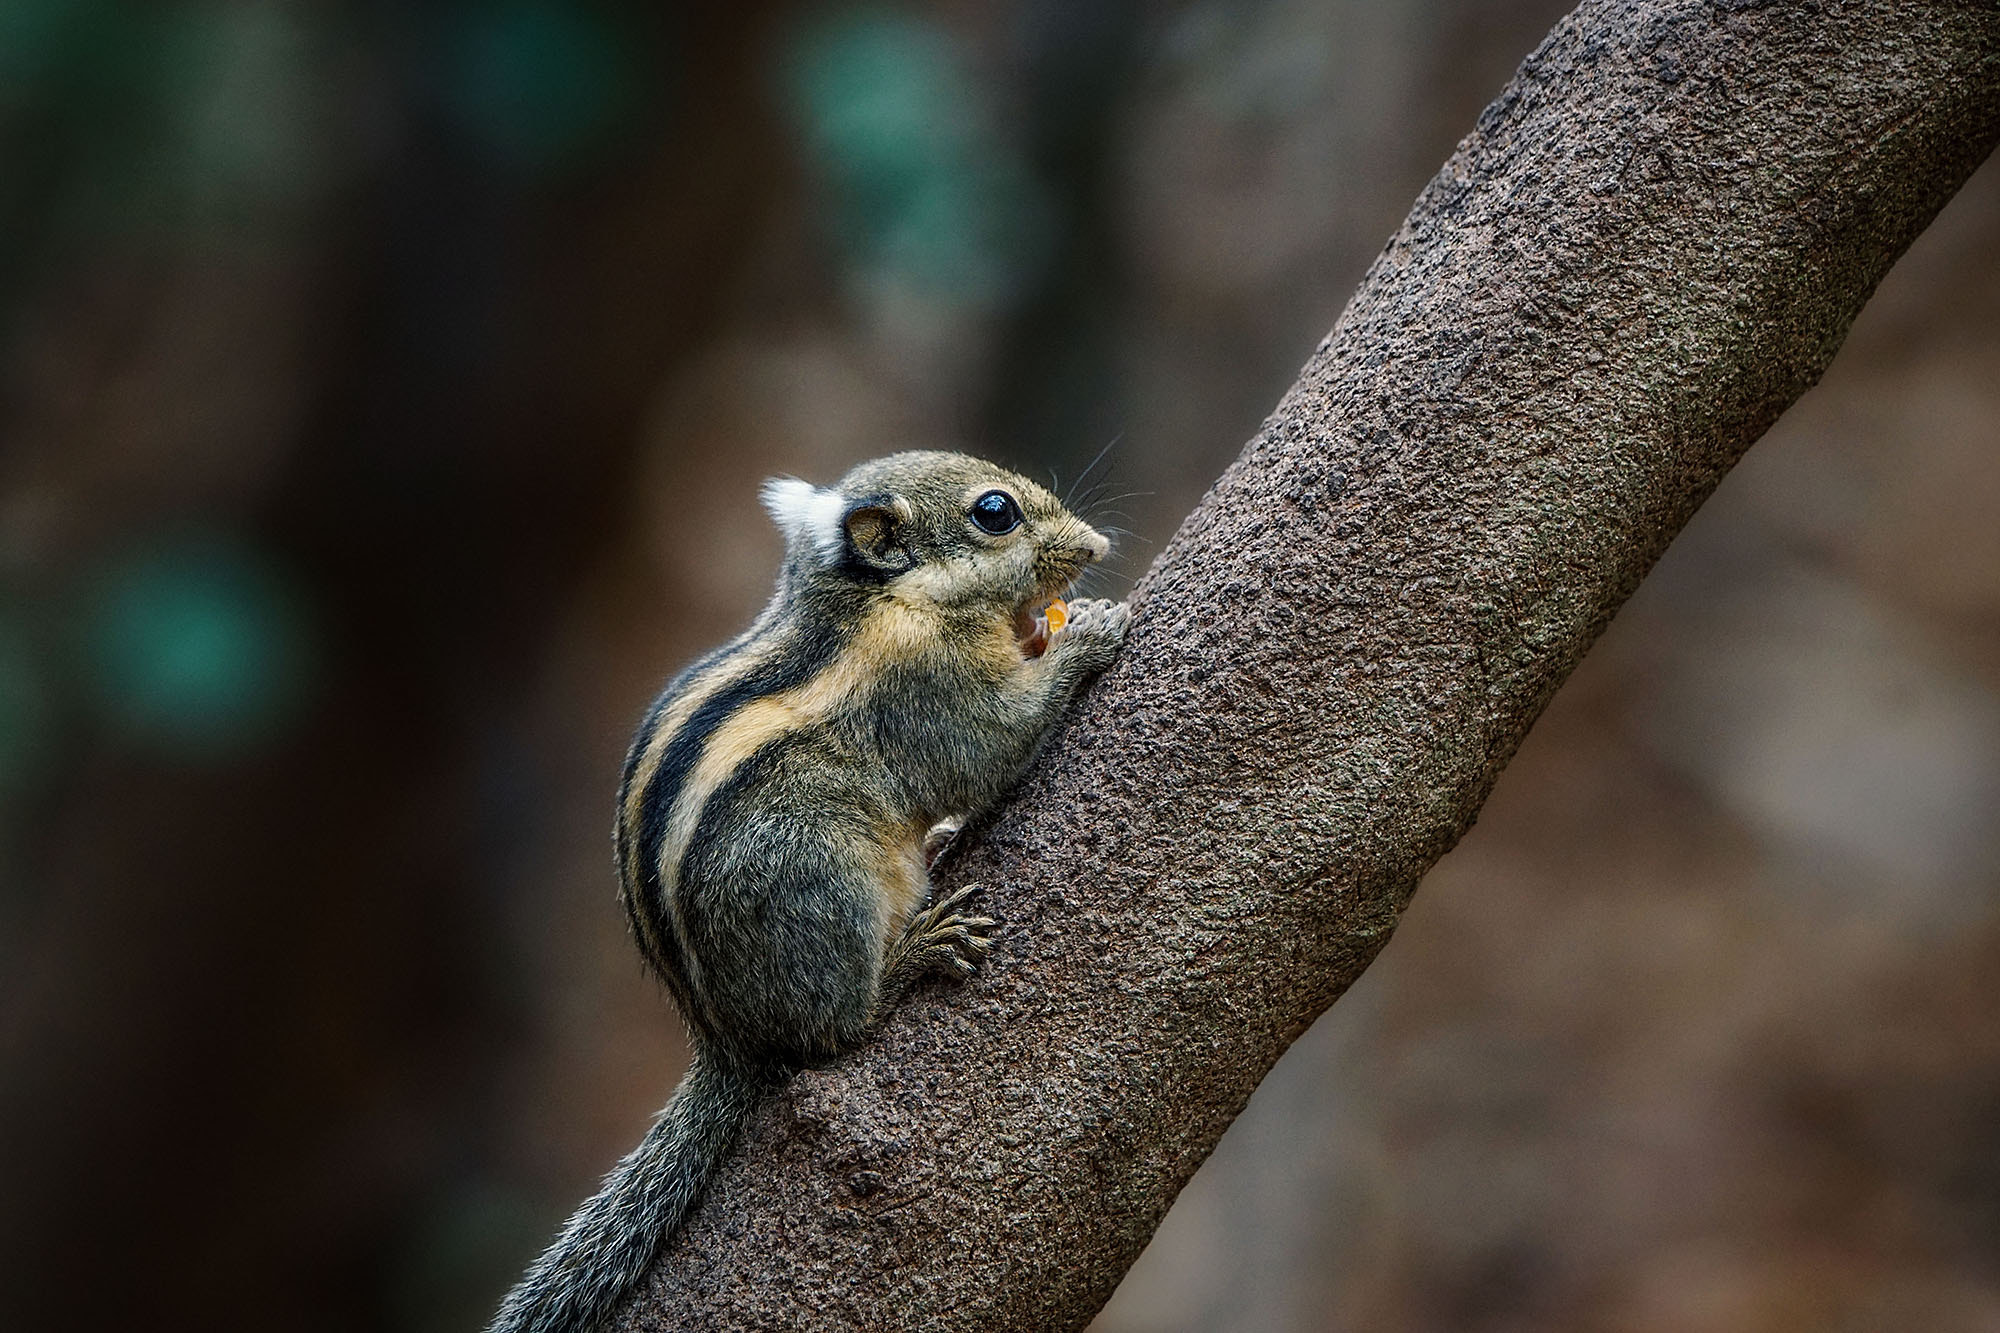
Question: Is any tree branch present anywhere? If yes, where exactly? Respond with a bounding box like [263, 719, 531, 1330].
[623, 2, 2000, 1328]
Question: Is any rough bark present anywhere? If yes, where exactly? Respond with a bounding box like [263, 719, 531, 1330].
[625, 2, 2000, 1328]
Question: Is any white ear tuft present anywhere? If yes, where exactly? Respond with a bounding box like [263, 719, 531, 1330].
[759, 477, 846, 561]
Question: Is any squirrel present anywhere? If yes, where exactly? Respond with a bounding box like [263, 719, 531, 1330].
[488, 451, 1132, 1333]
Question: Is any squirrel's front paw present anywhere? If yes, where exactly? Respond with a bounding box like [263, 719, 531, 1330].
[1051, 597, 1131, 669]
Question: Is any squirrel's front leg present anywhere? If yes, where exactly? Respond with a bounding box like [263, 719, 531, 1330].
[877, 596, 1131, 1007]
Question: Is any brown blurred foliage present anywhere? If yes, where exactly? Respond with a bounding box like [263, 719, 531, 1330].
[0, 2, 1992, 1331]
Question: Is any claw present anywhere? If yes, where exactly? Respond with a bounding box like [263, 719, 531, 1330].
[882, 879, 1000, 990]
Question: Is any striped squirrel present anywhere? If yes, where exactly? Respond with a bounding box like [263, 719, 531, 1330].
[489, 451, 1131, 1333]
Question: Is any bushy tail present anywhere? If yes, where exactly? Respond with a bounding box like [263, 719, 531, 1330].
[488, 1053, 761, 1333]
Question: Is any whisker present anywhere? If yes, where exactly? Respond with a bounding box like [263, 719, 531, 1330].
[1078, 565, 1140, 599]
[1077, 436, 1121, 489]
[1062, 435, 1123, 510]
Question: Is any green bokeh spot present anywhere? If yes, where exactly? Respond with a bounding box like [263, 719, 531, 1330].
[0, 0, 91, 87]
[782, 10, 1050, 309]
[85, 539, 314, 760]
[785, 12, 965, 202]
[441, 0, 638, 175]
[161, 4, 333, 218]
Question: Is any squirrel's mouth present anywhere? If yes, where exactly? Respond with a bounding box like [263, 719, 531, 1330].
[1014, 541, 1101, 658]
[1013, 594, 1069, 659]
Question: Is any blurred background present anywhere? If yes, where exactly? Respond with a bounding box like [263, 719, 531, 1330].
[0, 1, 1995, 1330]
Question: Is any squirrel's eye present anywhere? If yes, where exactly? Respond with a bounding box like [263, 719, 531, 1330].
[969, 489, 1023, 535]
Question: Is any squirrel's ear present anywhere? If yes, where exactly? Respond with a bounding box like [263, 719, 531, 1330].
[841, 494, 915, 575]
[760, 477, 846, 561]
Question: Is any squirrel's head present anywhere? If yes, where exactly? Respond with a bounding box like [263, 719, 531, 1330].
[761, 451, 1109, 637]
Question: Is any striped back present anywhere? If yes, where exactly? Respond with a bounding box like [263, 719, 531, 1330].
[614, 593, 934, 1031]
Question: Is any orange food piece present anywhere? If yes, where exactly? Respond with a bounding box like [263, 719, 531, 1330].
[1045, 598, 1068, 634]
